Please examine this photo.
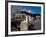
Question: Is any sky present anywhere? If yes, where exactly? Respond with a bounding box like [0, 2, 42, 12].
[11, 5, 41, 14]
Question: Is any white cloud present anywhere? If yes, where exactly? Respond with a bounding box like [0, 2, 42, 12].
[27, 10, 32, 13]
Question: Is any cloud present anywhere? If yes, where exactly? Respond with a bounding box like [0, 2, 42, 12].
[27, 10, 32, 13]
